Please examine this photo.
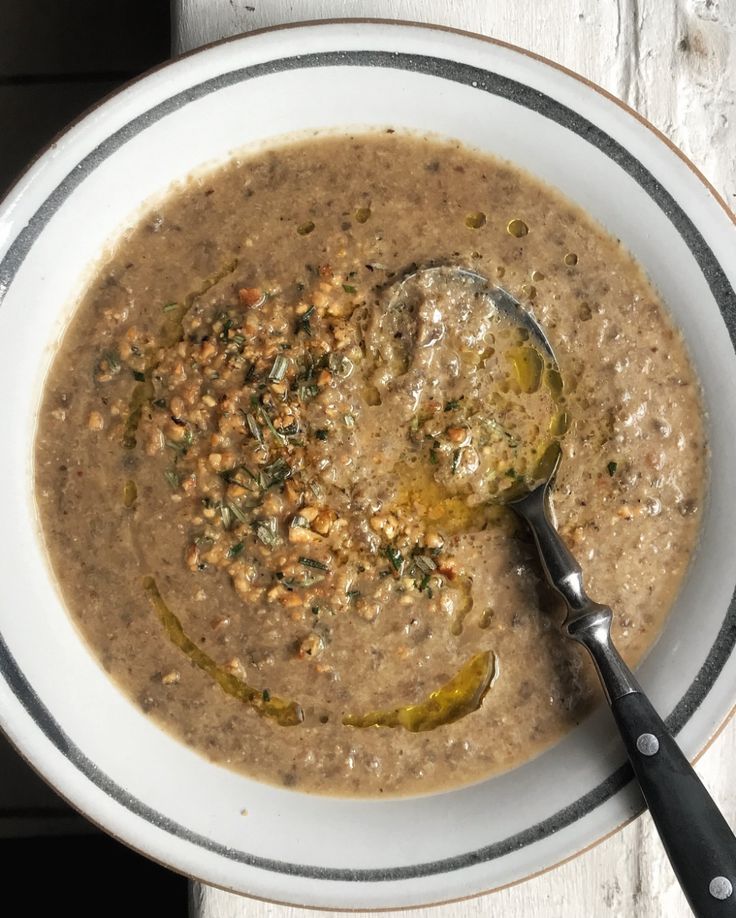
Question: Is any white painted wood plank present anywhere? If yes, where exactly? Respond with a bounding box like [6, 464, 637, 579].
[173, 2, 736, 916]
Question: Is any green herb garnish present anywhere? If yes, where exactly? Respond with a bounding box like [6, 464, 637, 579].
[259, 406, 287, 445]
[296, 305, 315, 336]
[253, 517, 279, 547]
[227, 542, 245, 559]
[315, 428, 329, 441]
[385, 546, 405, 575]
[269, 355, 289, 382]
[259, 457, 292, 489]
[220, 503, 234, 530]
[607, 461, 618, 477]
[413, 555, 437, 575]
[228, 501, 249, 525]
[164, 469, 180, 489]
[342, 284, 357, 294]
[299, 557, 330, 572]
[298, 383, 319, 401]
[244, 412, 263, 445]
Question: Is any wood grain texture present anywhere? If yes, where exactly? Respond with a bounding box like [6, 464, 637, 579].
[173, 2, 736, 915]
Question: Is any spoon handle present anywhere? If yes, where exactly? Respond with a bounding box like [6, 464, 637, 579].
[609, 687, 736, 917]
[517, 489, 736, 917]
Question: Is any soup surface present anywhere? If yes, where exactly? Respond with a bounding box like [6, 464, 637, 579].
[35, 132, 706, 796]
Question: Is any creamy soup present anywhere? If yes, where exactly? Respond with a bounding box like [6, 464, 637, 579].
[34, 132, 706, 796]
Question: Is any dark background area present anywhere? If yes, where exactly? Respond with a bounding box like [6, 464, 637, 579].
[1, 0, 170, 193]
[0, 1, 188, 912]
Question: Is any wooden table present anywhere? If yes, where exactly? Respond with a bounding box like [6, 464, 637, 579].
[173, 3, 736, 915]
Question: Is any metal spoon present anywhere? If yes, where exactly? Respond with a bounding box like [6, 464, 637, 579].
[401, 267, 736, 917]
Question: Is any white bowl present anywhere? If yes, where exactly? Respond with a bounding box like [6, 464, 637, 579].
[1, 20, 735, 909]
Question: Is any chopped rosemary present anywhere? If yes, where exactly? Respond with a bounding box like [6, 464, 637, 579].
[262, 689, 271, 702]
[308, 478, 325, 500]
[414, 554, 437, 575]
[165, 428, 192, 451]
[253, 517, 279, 547]
[290, 514, 309, 529]
[342, 284, 357, 294]
[295, 305, 315, 336]
[259, 457, 292, 489]
[299, 557, 330, 572]
[218, 317, 234, 341]
[228, 501, 249, 525]
[220, 503, 234, 530]
[315, 428, 329, 441]
[227, 541, 245, 559]
[444, 399, 461, 411]
[164, 469, 180, 489]
[269, 354, 289, 381]
[132, 370, 146, 382]
[346, 589, 361, 601]
[219, 467, 255, 491]
[298, 383, 319, 401]
[607, 461, 618, 477]
[245, 411, 263, 445]
[259, 406, 287, 444]
[162, 302, 179, 312]
[152, 398, 167, 409]
[385, 545, 405, 575]
[278, 421, 299, 437]
[451, 448, 462, 474]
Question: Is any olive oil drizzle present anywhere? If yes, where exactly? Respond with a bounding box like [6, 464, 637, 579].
[142, 576, 304, 727]
[343, 651, 495, 732]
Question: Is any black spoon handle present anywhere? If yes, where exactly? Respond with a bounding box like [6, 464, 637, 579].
[515, 484, 736, 917]
[610, 686, 736, 916]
